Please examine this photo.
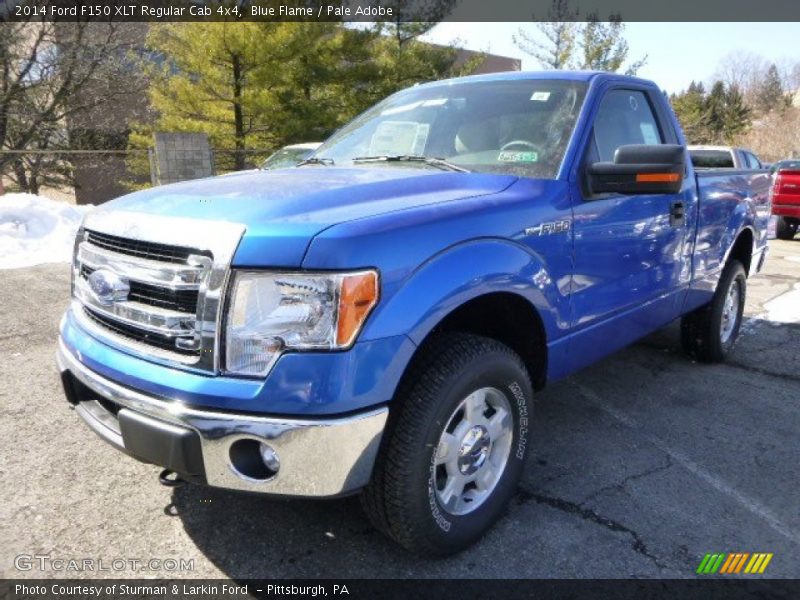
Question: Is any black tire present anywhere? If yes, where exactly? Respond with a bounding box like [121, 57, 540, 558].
[361, 332, 533, 556]
[776, 217, 797, 241]
[681, 260, 747, 363]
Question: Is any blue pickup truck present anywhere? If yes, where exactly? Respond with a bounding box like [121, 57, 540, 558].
[57, 71, 771, 555]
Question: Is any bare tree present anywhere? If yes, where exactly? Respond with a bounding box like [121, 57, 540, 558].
[712, 50, 768, 100]
[579, 13, 647, 75]
[1, 21, 147, 194]
[776, 58, 800, 97]
[713, 51, 800, 114]
[513, 0, 579, 69]
[736, 107, 800, 161]
[514, 1, 645, 74]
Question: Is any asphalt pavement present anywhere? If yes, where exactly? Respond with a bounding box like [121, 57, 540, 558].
[2, 240, 799, 579]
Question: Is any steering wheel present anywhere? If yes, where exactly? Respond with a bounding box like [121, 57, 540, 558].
[500, 140, 540, 152]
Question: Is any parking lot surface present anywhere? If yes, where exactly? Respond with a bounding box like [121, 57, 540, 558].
[2, 240, 799, 579]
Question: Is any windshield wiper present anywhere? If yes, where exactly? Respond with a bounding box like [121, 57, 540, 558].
[296, 157, 335, 167]
[352, 155, 470, 173]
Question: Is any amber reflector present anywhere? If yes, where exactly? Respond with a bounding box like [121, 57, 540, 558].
[636, 172, 680, 183]
[337, 272, 379, 347]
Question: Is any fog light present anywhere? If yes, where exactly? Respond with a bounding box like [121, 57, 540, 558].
[259, 442, 280, 473]
[229, 439, 279, 481]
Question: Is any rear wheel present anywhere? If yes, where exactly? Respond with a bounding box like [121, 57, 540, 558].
[361, 332, 533, 556]
[681, 260, 746, 363]
[776, 217, 797, 240]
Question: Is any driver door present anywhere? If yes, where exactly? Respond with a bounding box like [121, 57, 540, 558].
[566, 86, 695, 371]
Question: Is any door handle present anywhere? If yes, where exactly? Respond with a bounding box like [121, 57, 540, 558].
[670, 200, 686, 227]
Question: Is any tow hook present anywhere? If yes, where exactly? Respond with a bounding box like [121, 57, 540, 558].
[158, 469, 185, 487]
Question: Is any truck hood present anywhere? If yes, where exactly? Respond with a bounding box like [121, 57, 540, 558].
[106, 167, 517, 267]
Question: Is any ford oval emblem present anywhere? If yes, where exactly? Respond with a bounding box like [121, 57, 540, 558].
[87, 268, 130, 306]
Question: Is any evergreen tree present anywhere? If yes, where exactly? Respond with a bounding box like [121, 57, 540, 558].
[723, 84, 751, 142]
[372, 0, 464, 94]
[706, 81, 728, 143]
[126, 19, 472, 184]
[369, 21, 474, 101]
[670, 80, 711, 144]
[133, 22, 292, 171]
[703, 81, 752, 144]
[756, 64, 787, 113]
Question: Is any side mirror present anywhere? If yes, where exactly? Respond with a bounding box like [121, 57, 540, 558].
[587, 144, 685, 195]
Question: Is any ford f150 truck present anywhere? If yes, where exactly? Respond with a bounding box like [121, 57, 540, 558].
[57, 71, 771, 556]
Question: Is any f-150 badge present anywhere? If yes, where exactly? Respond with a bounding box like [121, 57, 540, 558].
[525, 219, 571, 236]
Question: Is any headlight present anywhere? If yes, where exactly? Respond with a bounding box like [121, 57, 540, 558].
[225, 270, 379, 376]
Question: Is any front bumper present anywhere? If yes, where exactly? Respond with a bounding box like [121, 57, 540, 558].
[57, 339, 387, 497]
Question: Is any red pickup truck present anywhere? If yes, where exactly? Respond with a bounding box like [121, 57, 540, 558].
[772, 160, 800, 240]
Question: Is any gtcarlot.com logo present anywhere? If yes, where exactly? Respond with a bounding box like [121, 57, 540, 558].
[696, 552, 773, 575]
[14, 554, 194, 572]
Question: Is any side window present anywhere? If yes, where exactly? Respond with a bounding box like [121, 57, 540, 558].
[736, 150, 747, 168]
[745, 152, 761, 169]
[592, 90, 664, 163]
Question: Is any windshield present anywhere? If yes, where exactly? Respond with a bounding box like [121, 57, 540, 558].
[262, 147, 315, 169]
[690, 149, 735, 169]
[313, 79, 588, 179]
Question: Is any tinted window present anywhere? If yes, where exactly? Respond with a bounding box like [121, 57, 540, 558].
[315, 79, 588, 179]
[592, 90, 663, 162]
[690, 150, 735, 168]
[744, 152, 761, 169]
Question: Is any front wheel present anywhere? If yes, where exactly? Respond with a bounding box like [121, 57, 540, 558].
[681, 260, 747, 363]
[361, 332, 533, 556]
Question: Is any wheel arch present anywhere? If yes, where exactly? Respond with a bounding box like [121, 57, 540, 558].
[401, 291, 549, 393]
[725, 226, 755, 275]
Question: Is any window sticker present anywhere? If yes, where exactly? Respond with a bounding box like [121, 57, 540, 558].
[369, 121, 429, 155]
[640, 123, 659, 145]
[411, 123, 430, 155]
[531, 91, 551, 102]
[498, 150, 539, 163]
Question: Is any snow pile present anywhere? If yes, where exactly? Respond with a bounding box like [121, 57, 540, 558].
[762, 284, 800, 324]
[0, 193, 93, 269]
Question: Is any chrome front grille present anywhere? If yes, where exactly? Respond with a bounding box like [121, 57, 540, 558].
[85, 229, 211, 264]
[71, 211, 246, 373]
[83, 307, 199, 356]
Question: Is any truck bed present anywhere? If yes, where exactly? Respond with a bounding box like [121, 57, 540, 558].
[687, 169, 772, 307]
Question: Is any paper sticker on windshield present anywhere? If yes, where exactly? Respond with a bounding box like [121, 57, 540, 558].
[531, 91, 551, 102]
[498, 151, 538, 163]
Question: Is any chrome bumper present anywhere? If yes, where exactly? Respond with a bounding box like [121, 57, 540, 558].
[56, 339, 388, 497]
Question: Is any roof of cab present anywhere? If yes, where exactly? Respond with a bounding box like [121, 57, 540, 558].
[417, 70, 657, 89]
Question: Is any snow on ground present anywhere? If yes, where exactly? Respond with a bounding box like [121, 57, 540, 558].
[0, 193, 92, 270]
[762, 283, 800, 325]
